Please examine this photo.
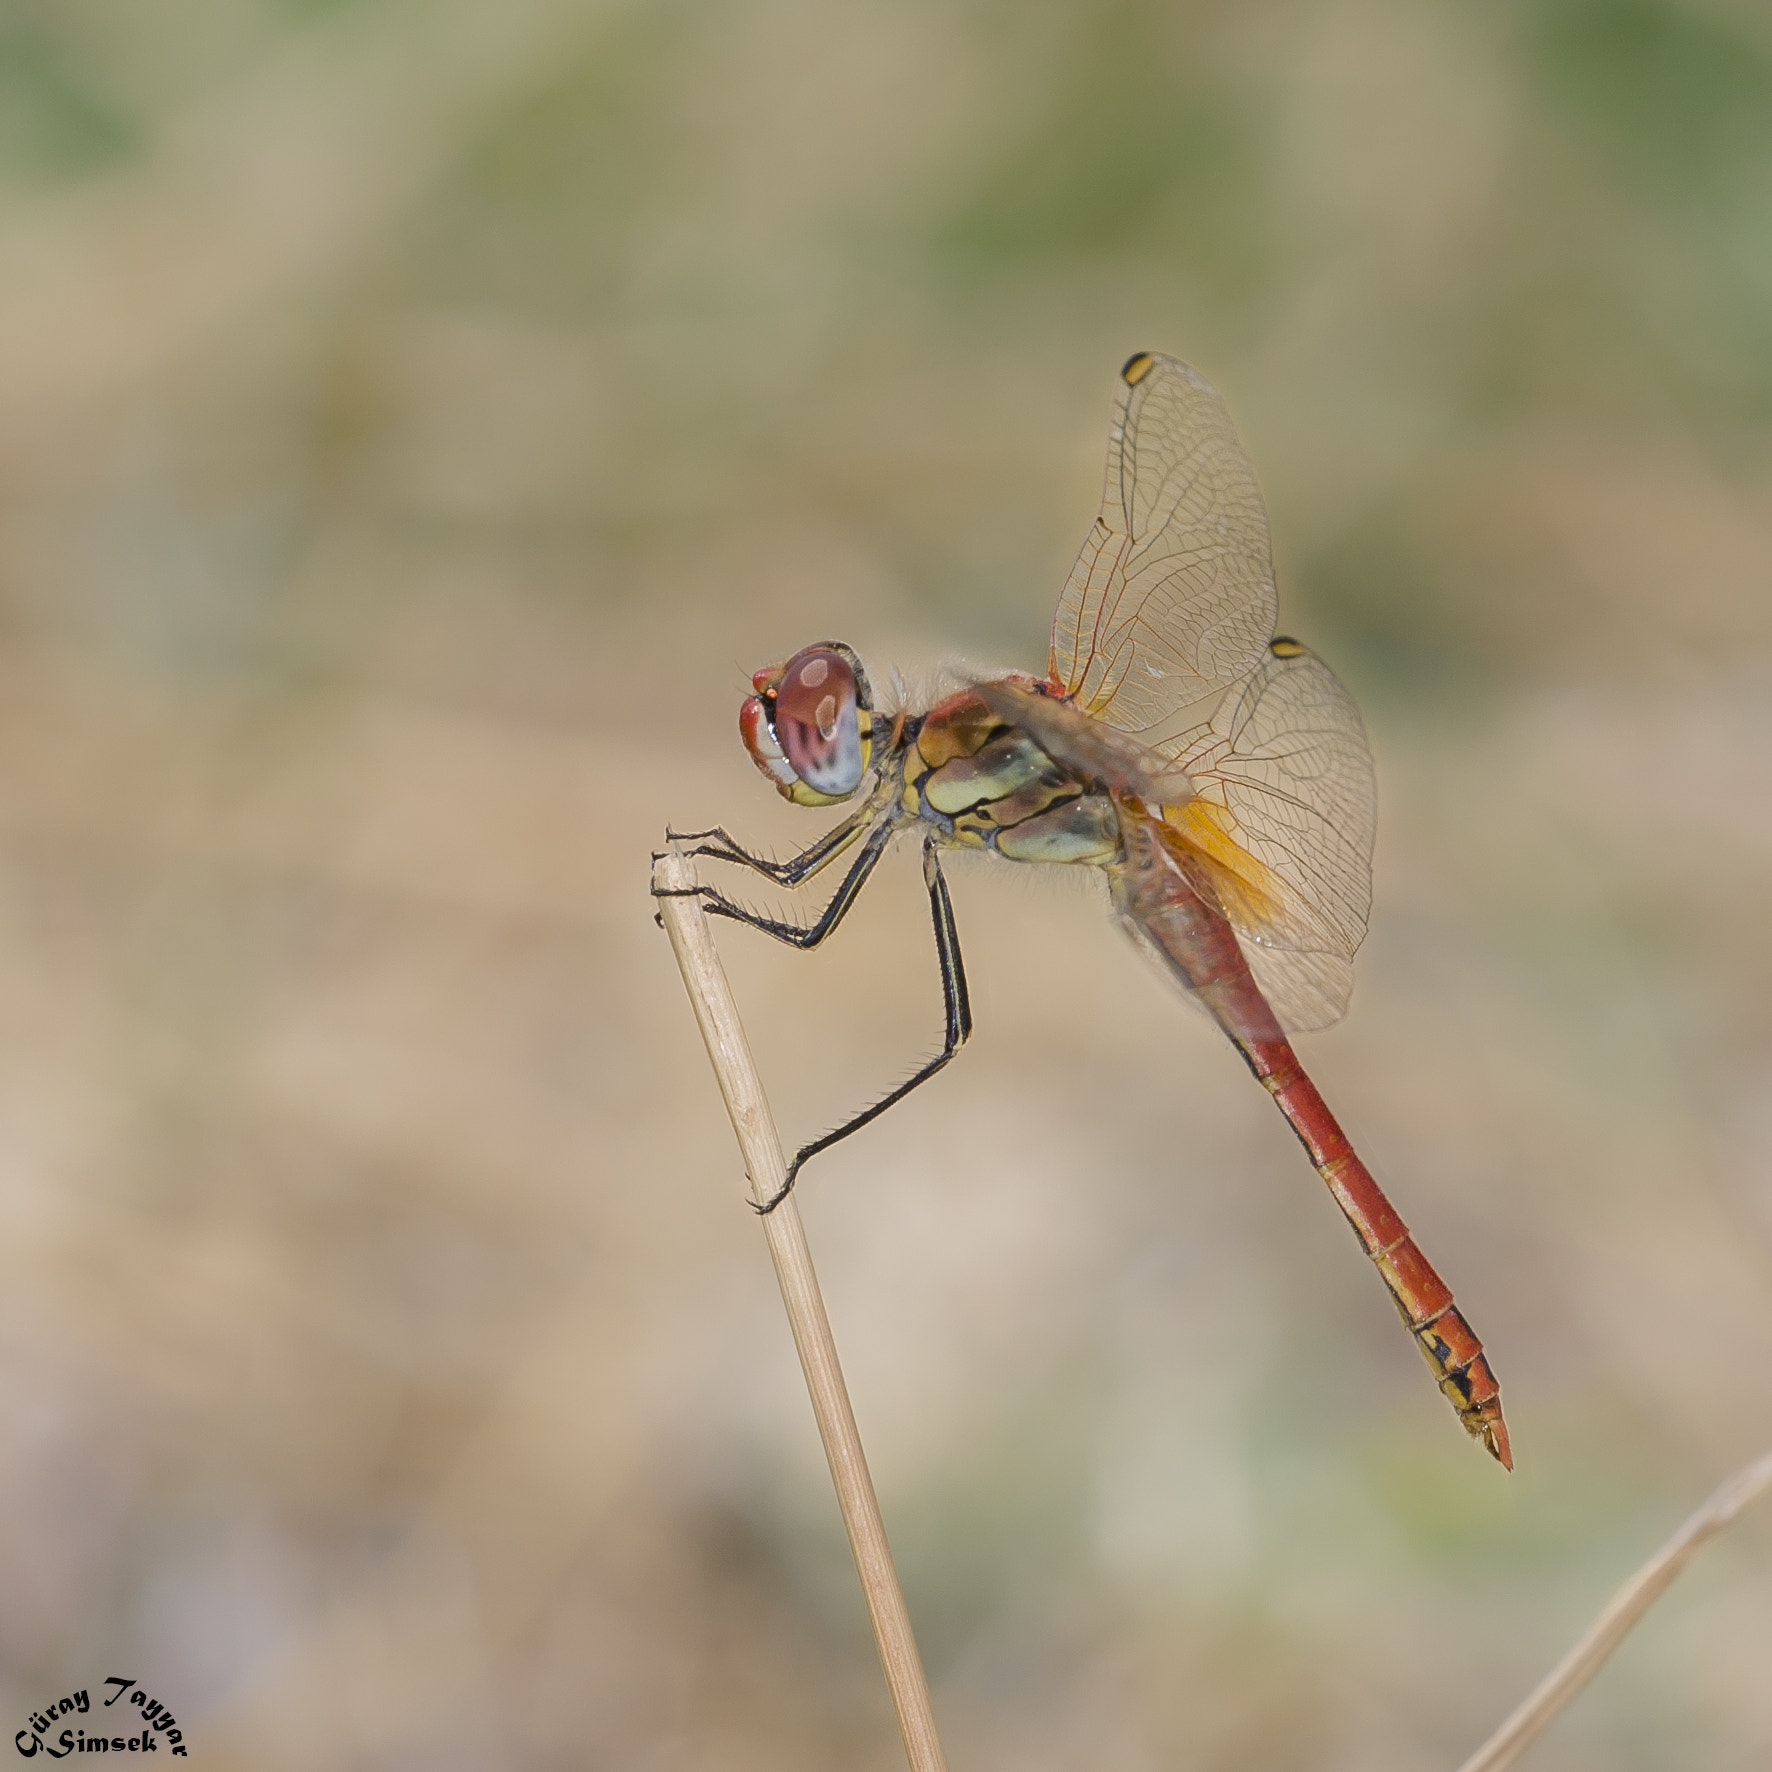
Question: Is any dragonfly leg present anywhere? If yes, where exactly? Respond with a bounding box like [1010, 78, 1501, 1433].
[658, 816, 897, 949]
[662, 804, 874, 887]
[756, 835, 972, 1214]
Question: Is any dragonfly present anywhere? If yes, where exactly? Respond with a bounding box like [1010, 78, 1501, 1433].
[658, 351, 1510, 1467]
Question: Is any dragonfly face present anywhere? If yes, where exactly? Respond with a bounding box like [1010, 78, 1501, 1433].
[740, 641, 876, 807]
[671, 352, 1513, 1468]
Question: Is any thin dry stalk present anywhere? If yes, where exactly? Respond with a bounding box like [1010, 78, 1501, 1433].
[1457, 1447, 1772, 1772]
[652, 847, 949, 1772]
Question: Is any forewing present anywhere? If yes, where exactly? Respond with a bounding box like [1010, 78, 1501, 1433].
[1160, 640, 1376, 1032]
[1050, 353, 1279, 733]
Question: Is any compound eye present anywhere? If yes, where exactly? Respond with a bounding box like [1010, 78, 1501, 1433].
[774, 646, 865, 798]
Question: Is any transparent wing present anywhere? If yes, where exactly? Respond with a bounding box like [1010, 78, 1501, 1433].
[1158, 639, 1376, 1032]
[1050, 352, 1279, 734]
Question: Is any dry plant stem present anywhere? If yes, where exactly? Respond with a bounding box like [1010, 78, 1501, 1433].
[1457, 1447, 1772, 1772]
[653, 848, 950, 1772]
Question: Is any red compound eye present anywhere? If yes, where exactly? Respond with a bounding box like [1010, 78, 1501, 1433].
[773, 645, 867, 799]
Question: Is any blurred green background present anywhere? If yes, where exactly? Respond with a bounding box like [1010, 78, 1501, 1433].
[2, 0, 1771, 1766]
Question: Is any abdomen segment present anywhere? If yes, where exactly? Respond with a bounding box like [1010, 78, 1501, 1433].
[1249, 1044, 1511, 1468]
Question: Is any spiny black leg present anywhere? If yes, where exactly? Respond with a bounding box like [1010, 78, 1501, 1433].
[671, 817, 896, 951]
[659, 805, 872, 887]
[757, 835, 971, 1214]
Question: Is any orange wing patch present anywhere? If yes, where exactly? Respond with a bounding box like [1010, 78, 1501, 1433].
[1157, 798, 1286, 935]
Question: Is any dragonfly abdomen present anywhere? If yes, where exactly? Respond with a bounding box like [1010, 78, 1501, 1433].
[1112, 805, 1512, 1467]
[1251, 1047, 1511, 1467]
[1109, 807, 1288, 1045]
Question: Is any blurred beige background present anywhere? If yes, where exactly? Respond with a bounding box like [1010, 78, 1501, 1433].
[2, 1, 1771, 1767]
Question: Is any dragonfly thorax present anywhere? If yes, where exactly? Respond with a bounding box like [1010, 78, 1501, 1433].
[899, 687, 1124, 866]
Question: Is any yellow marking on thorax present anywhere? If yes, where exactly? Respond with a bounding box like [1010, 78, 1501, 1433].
[923, 732, 1049, 816]
[914, 700, 999, 769]
[945, 812, 994, 849]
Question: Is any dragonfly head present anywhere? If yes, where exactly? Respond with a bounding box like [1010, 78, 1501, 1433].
[740, 642, 874, 807]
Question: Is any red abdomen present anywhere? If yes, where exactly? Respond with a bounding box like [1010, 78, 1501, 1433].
[1111, 807, 1511, 1467]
